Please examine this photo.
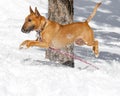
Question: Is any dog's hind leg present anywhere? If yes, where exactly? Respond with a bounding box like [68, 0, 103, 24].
[75, 37, 99, 57]
[92, 40, 99, 57]
[84, 38, 99, 57]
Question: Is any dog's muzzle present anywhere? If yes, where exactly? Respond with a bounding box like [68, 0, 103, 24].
[21, 25, 35, 33]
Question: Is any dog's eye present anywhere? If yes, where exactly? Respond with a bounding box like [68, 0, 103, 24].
[28, 19, 32, 22]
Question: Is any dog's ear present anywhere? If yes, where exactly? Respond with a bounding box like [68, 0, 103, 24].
[35, 7, 41, 16]
[29, 6, 34, 13]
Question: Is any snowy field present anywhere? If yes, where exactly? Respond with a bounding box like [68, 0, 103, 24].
[0, 0, 120, 96]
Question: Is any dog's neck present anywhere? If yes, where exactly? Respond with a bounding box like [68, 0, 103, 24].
[35, 18, 48, 32]
[36, 19, 48, 40]
[41, 19, 47, 31]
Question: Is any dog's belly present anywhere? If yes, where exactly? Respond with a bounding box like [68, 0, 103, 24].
[51, 34, 75, 49]
[51, 39, 67, 49]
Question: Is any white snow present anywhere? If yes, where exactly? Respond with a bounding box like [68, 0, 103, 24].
[0, 0, 120, 96]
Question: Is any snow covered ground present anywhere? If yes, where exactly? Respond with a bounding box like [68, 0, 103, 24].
[0, 0, 120, 96]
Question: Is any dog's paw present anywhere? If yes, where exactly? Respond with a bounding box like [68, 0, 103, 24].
[95, 54, 99, 58]
[19, 44, 28, 49]
[19, 40, 32, 49]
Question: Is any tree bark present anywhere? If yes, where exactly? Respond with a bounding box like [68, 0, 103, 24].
[46, 0, 74, 67]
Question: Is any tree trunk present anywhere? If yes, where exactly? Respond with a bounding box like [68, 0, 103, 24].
[46, 0, 74, 67]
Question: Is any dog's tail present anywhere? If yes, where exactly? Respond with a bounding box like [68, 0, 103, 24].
[86, 2, 101, 23]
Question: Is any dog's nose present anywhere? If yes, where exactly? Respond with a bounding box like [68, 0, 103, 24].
[21, 28, 25, 32]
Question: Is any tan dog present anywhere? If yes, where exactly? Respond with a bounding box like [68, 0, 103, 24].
[20, 3, 101, 57]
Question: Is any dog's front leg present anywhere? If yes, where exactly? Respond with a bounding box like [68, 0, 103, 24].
[19, 40, 31, 49]
[19, 40, 49, 49]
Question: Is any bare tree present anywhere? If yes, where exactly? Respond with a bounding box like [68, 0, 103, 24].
[46, 0, 74, 67]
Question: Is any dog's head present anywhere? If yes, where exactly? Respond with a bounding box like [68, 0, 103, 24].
[21, 6, 46, 33]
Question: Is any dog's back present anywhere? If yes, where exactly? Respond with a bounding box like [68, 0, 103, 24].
[51, 21, 93, 48]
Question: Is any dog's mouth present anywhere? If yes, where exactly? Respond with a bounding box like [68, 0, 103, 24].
[21, 25, 35, 33]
